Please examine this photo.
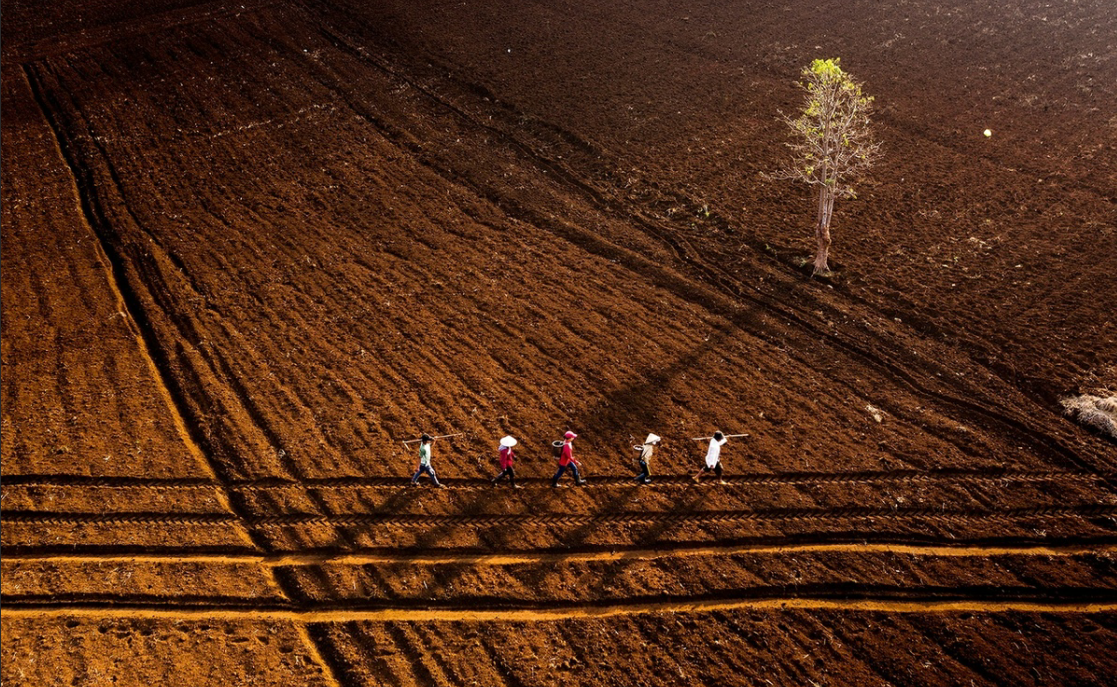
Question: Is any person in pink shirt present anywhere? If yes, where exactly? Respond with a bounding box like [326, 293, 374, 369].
[551, 431, 586, 487]
[491, 435, 521, 488]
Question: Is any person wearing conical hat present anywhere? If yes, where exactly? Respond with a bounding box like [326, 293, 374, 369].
[410, 434, 444, 488]
[633, 433, 660, 485]
[491, 435, 522, 488]
[692, 430, 728, 485]
[551, 431, 586, 487]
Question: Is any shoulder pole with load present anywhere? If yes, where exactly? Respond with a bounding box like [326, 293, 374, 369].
[401, 432, 463, 445]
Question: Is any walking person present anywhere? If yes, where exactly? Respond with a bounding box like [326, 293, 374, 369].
[551, 431, 586, 487]
[692, 431, 728, 485]
[633, 433, 660, 485]
[411, 434, 444, 487]
[491, 435, 521, 488]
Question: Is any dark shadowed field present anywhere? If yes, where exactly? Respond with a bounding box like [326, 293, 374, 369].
[3, 0, 1116, 685]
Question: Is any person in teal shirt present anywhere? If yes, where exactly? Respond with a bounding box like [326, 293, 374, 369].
[411, 434, 444, 487]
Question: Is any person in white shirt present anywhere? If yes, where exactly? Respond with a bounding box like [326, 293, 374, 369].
[633, 433, 660, 485]
[692, 431, 728, 484]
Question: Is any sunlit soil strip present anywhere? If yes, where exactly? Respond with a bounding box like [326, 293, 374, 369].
[4, 597, 1116, 622]
[8, 541, 1116, 568]
[19, 66, 254, 550]
[293, 624, 344, 687]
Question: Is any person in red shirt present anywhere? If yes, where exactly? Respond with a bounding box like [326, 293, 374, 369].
[551, 431, 586, 487]
[491, 435, 521, 488]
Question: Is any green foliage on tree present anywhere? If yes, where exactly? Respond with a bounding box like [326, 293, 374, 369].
[774, 58, 882, 276]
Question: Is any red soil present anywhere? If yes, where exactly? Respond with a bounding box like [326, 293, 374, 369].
[2, 0, 1115, 685]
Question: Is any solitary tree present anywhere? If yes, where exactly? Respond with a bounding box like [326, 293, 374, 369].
[774, 58, 881, 276]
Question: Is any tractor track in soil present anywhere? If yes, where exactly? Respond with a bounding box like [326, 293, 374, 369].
[5, 503, 1116, 528]
[7, 540, 1116, 567]
[5, 589, 1117, 623]
[16, 57, 354, 684]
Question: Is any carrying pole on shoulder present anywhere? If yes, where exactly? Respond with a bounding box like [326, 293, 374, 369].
[401, 432, 464, 445]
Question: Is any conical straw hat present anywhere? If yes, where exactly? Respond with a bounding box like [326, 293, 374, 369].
[500, 435, 518, 447]
[645, 433, 661, 444]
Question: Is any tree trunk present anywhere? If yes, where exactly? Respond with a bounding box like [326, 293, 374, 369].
[813, 188, 834, 275]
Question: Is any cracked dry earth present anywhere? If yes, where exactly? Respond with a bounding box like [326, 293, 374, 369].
[2, 0, 1116, 685]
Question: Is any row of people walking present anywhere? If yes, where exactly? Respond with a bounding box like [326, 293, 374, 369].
[410, 430, 735, 488]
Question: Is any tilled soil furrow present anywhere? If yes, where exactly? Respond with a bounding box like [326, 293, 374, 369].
[9, 540, 1115, 566]
[299, 0, 1109, 476]
[291, 624, 346, 687]
[18, 60, 270, 555]
[61, 10, 969, 480]
[4, 0, 278, 62]
[255, 549, 1117, 608]
[6, 1, 1116, 686]
[1, 63, 209, 481]
[19, 1, 1090, 504]
[5, 586, 1117, 621]
[302, 622, 379, 687]
[6, 504, 1116, 527]
[5, 468, 1110, 490]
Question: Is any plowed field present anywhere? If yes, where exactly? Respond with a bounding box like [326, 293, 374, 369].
[2, 0, 1115, 685]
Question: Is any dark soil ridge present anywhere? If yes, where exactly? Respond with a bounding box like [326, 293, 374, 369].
[7, 534, 1117, 561]
[6, 503, 1116, 527]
